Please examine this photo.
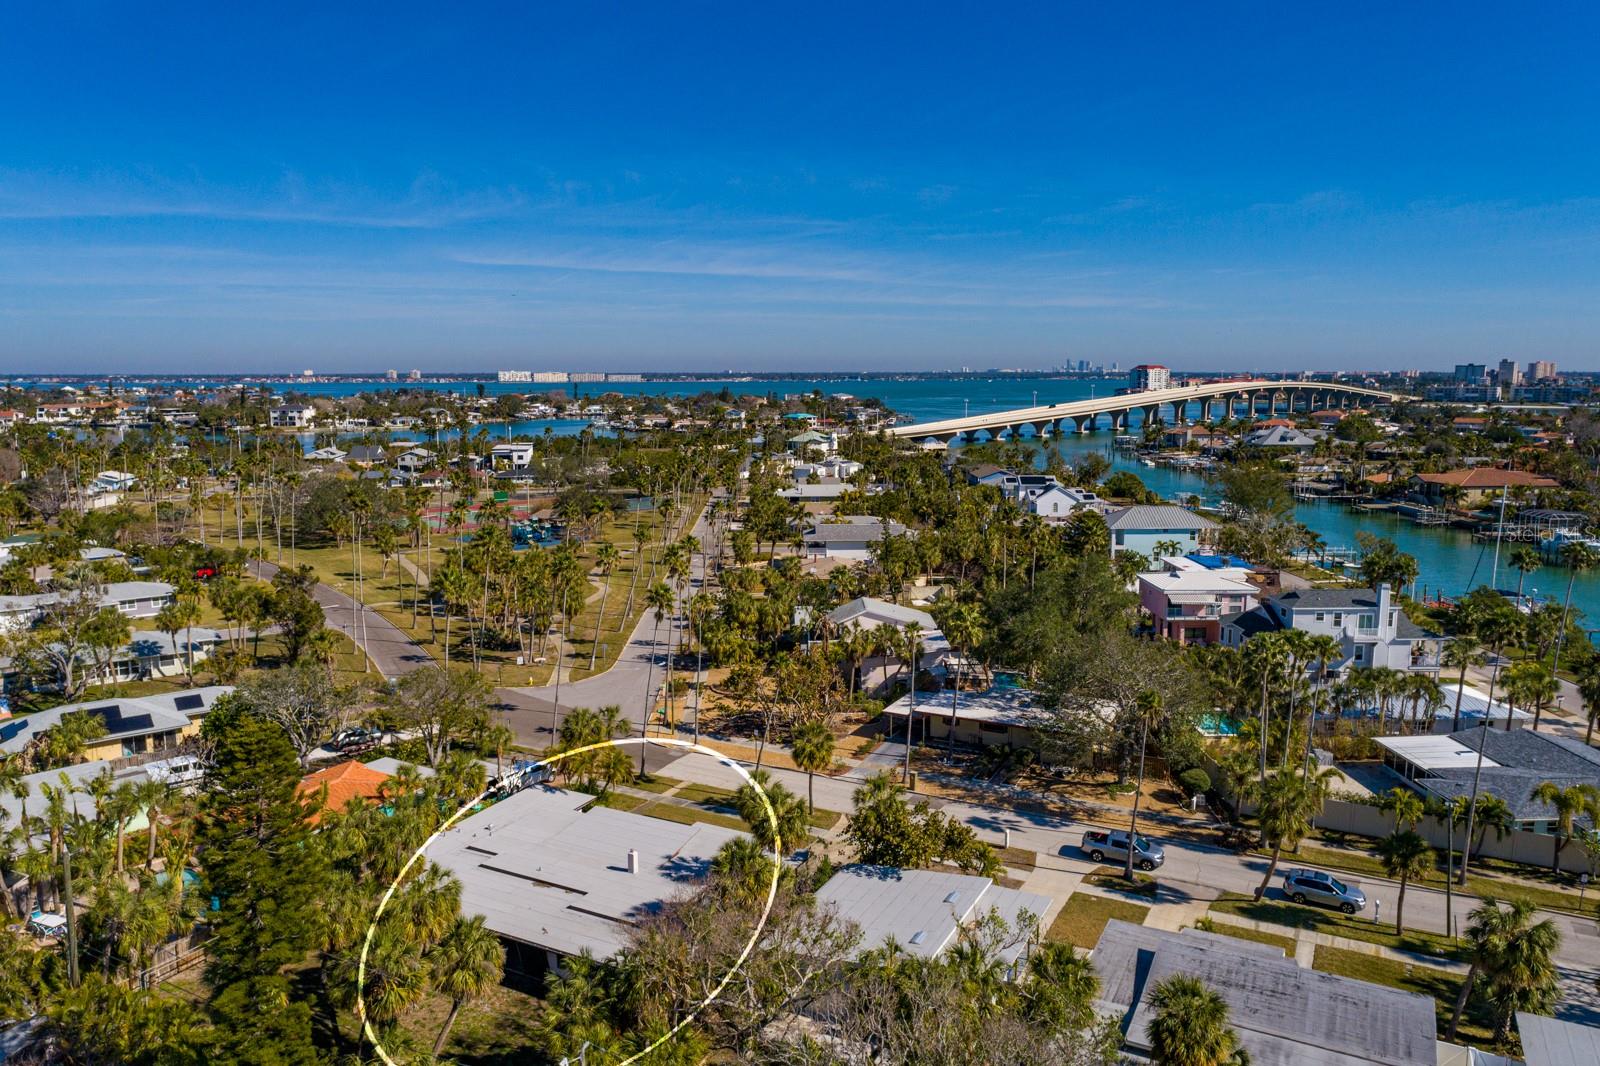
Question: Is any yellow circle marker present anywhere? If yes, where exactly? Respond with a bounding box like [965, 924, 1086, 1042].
[355, 737, 782, 1065]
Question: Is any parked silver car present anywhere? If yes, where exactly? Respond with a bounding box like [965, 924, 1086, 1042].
[1282, 868, 1366, 914]
[1080, 828, 1166, 871]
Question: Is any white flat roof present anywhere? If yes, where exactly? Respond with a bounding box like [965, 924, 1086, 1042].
[430, 785, 745, 960]
[1374, 734, 1502, 772]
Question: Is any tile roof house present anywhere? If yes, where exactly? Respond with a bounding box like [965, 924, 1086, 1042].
[1411, 467, 1559, 506]
[297, 760, 396, 825]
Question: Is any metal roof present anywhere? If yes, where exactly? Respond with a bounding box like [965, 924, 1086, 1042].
[1387, 728, 1600, 822]
[1517, 1012, 1600, 1066]
[1103, 504, 1219, 532]
[814, 864, 1052, 965]
[430, 785, 745, 961]
[1373, 735, 1501, 771]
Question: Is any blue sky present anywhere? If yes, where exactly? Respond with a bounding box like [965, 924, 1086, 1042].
[3, 3, 1599, 373]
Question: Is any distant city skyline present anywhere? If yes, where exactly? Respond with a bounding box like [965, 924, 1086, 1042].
[3, 4, 1599, 373]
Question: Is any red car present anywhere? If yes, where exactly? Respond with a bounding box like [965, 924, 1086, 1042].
[194, 566, 218, 580]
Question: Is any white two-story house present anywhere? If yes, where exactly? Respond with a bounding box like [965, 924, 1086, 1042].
[1220, 584, 1442, 675]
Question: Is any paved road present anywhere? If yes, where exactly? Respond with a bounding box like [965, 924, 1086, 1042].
[251, 560, 436, 680]
[650, 736, 1600, 1016]
[502, 505, 711, 733]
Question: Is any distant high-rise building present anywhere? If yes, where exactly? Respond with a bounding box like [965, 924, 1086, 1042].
[407, 369, 422, 381]
[569, 371, 607, 383]
[497, 370, 532, 382]
[606, 373, 644, 382]
[384, 369, 398, 381]
[1130, 364, 1171, 391]
[530, 371, 570, 383]
[1529, 360, 1557, 382]
[1497, 359, 1523, 387]
[1453, 363, 1488, 383]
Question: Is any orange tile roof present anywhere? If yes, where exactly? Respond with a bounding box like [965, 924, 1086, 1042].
[1415, 468, 1558, 489]
[297, 760, 392, 825]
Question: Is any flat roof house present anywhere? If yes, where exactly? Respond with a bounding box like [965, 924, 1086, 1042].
[1103, 504, 1219, 558]
[490, 443, 534, 470]
[0, 685, 232, 761]
[269, 403, 318, 429]
[881, 684, 1052, 750]
[815, 864, 1052, 967]
[1139, 557, 1259, 646]
[430, 784, 745, 982]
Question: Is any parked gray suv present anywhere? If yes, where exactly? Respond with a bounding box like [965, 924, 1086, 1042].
[1080, 828, 1166, 871]
[1282, 868, 1366, 914]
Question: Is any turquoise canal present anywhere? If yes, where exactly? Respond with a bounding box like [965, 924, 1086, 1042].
[51, 373, 1600, 626]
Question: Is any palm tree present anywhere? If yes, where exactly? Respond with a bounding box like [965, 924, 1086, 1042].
[1378, 786, 1424, 831]
[1375, 829, 1434, 934]
[790, 720, 834, 813]
[1125, 690, 1161, 881]
[1548, 541, 1600, 727]
[1527, 781, 1600, 871]
[1441, 637, 1484, 733]
[733, 769, 809, 857]
[588, 541, 620, 671]
[1459, 605, 1523, 883]
[938, 600, 985, 763]
[154, 599, 202, 684]
[1146, 974, 1246, 1066]
[1448, 897, 1561, 1042]
[639, 581, 674, 764]
[428, 914, 506, 1056]
[1508, 544, 1541, 598]
[1505, 661, 1558, 733]
[709, 836, 780, 903]
[1253, 766, 1338, 899]
[1577, 653, 1600, 746]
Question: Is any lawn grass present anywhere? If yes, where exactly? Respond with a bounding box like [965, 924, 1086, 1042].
[593, 791, 648, 812]
[633, 800, 747, 832]
[674, 781, 738, 805]
[997, 845, 1038, 870]
[1210, 895, 1465, 963]
[808, 808, 843, 830]
[632, 774, 682, 794]
[1285, 838, 1590, 915]
[1045, 892, 1151, 950]
[1312, 945, 1495, 1047]
[1196, 919, 1297, 955]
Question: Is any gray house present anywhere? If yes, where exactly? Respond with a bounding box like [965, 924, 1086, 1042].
[1220, 585, 1442, 675]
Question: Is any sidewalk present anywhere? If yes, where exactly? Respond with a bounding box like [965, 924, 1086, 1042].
[1206, 909, 1468, 973]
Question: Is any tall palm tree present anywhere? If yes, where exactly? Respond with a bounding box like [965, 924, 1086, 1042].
[1146, 974, 1246, 1066]
[640, 580, 675, 756]
[1577, 654, 1600, 746]
[790, 720, 834, 814]
[1506, 661, 1558, 733]
[1375, 829, 1434, 934]
[1459, 605, 1523, 884]
[1508, 544, 1541, 598]
[1527, 781, 1600, 871]
[1441, 636, 1484, 733]
[588, 541, 620, 670]
[428, 914, 506, 1056]
[1124, 690, 1161, 881]
[938, 601, 984, 763]
[1253, 766, 1338, 899]
[1548, 541, 1600, 726]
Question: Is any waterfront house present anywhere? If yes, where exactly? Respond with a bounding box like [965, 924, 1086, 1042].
[1220, 584, 1442, 675]
[1138, 557, 1259, 645]
[342, 445, 388, 466]
[1029, 484, 1105, 520]
[305, 446, 347, 462]
[1103, 504, 1218, 558]
[1241, 425, 1322, 449]
[1410, 467, 1559, 507]
[269, 403, 317, 429]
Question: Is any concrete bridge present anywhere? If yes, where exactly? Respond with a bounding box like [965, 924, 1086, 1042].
[888, 379, 1401, 443]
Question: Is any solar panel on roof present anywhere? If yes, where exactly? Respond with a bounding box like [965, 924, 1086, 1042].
[173, 693, 204, 711]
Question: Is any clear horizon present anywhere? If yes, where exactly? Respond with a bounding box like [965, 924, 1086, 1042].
[4, 4, 1599, 373]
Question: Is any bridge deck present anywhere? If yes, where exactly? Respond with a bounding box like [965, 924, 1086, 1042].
[888, 379, 1398, 438]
